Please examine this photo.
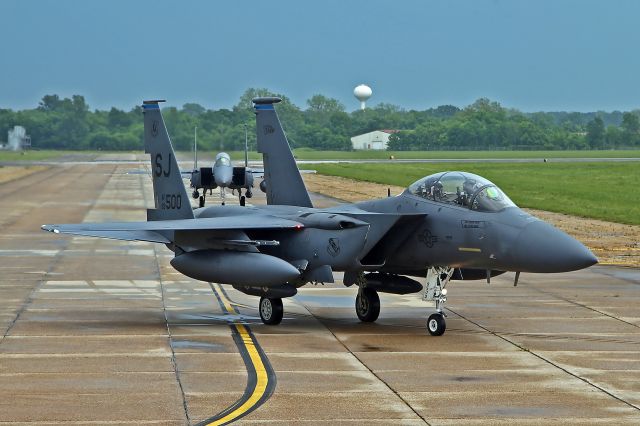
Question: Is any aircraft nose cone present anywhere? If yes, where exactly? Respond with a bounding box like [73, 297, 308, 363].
[215, 169, 232, 187]
[513, 221, 598, 273]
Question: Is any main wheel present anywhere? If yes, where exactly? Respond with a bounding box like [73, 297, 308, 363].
[259, 297, 283, 325]
[427, 313, 446, 336]
[240, 195, 246, 206]
[355, 288, 380, 322]
[198, 196, 205, 208]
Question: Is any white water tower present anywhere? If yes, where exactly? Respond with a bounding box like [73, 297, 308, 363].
[354, 84, 372, 110]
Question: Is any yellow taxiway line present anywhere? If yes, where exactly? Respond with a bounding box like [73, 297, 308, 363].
[201, 283, 274, 426]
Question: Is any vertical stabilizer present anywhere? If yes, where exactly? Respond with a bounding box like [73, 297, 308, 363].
[143, 100, 194, 221]
[253, 97, 312, 208]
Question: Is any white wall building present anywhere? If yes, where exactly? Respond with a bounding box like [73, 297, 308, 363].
[350, 130, 398, 150]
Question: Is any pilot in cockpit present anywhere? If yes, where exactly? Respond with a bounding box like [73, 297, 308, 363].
[429, 180, 443, 200]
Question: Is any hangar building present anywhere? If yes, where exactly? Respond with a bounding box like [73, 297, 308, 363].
[350, 129, 398, 150]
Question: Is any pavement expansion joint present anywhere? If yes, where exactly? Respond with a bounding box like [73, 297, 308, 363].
[446, 306, 640, 413]
[295, 297, 431, 425]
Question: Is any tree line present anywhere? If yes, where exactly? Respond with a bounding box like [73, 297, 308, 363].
[1, 89, 639, 152]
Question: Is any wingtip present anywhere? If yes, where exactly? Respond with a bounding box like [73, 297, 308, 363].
[41, 225, 59, 233]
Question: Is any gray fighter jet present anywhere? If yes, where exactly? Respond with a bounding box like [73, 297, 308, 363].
[187, 125, 260, 207]
[188, 151, 259, 207]
[42, 98, 597, 336]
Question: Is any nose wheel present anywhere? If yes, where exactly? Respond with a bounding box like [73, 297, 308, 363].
[259, 296, 283, 325]
[427, 313, 446, 336]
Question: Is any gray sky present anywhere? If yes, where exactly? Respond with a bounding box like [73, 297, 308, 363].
[1, 0, 638, 112]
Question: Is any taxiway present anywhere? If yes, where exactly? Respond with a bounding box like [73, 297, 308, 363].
[1, 163, 639, 424]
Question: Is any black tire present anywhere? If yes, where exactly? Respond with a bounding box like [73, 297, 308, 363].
[240, 195, 246, 206]
[355, 288, 380, 322]
[199, 196, 205, 208]
[259, 297, 283, 325]
[427, 313, 446, 336]
[192, 190, 200, 199]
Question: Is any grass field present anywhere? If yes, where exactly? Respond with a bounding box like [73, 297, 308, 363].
[313, 161, 640, 225]
[230, 148, 640, 161]
[3, 149, 639, 163]
[0, 150, 69, 162]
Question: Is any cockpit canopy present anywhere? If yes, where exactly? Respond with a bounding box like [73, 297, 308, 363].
[406, 171, 516, 212]
[214, 152, 231, 167]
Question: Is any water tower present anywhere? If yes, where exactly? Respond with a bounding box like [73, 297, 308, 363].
[354, 84, 372, 110]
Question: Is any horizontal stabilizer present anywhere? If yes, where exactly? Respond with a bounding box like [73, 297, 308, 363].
[42, 216, 304, 234]
[41, 229, 172, 244]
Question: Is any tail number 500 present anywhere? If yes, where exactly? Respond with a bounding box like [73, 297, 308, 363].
[160, 194, 182, 210]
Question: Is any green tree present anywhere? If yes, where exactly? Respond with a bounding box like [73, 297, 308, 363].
[107, 107, 133, 128]
[306, 95, 345, 113]
[605, 125, 623, 148]
[621, 112, 640, 146]
[0, 90, 635, 153]
[182, 103, 206, 117]
[586, 116, 605, 149]
[38, 94, 63, 111]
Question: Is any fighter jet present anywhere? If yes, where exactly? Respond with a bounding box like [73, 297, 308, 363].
[42, 98, 597, 336]
[187, 127, 260, 207]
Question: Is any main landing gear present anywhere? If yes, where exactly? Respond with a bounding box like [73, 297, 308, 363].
[356, 286, 380, 322]
[238, 188, 251, 207]
[192, 190, 207, 208]
[259, 296, 283, 325]
[351, 268, 453, 336]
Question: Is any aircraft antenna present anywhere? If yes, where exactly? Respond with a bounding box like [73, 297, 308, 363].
[243, 123, 249, 167]
[193, 126, 198, 169]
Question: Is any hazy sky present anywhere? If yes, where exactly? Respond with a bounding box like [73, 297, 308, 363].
[1, 0, 639, 112]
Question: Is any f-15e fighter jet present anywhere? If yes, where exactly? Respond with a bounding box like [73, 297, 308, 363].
[42, 97, 597, 335]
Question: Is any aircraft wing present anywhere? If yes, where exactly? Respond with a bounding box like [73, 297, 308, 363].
[41, 216, 304, 244]
[249, 168, 264, 179]
[248, 168, 314, 179]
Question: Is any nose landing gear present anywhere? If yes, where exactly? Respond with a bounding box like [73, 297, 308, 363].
[423, 266, 454, 336]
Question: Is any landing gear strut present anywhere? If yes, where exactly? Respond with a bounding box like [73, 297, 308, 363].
[423, 266, 454, 336]
[259, 296, 283, 325]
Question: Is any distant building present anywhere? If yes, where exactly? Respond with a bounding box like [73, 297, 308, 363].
[350, 129, 398, 150]
[7, 126, 31, 151]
